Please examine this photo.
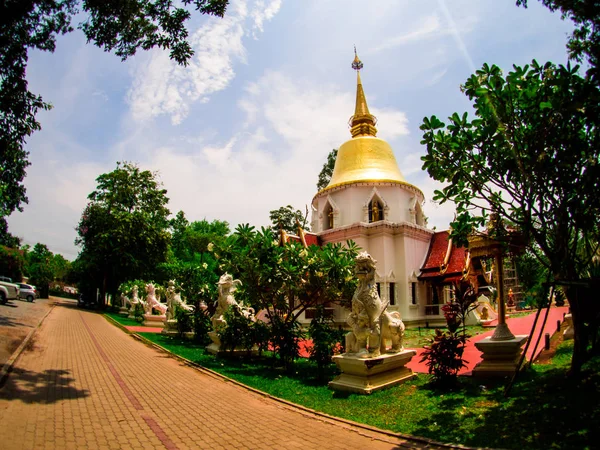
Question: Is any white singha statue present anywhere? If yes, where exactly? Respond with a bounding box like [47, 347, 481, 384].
[165, 280, 193, 321]
[145, 283, 167, 315]
[211, 273, 255, 332]
[345, 252, 405, 358]
[129, 285, 141, 307]
[120, 292, 130, 309]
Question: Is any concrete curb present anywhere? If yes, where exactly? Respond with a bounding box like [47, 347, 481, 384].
[0, 303, 56, 388]
[104, 317, 474, 450]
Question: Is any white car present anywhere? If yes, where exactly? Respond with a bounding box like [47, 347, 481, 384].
[18, 283, 38, 302]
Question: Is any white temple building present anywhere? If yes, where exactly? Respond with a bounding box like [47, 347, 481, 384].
[306, 52, 458, 326]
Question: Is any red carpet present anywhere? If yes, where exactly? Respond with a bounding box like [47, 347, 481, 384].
[125, 326, 164, 333]
[406, 306, 569, 375]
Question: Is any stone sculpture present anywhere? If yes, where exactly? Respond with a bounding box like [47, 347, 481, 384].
[128, 285, 142, 318]
[211, 273, 254, 331]
[145, 283, 167, 315]
[345, 252, 405, 358]
[165, 280, 193, 321]
[207, 273, 255, 355]
[329, 252, 416, 394]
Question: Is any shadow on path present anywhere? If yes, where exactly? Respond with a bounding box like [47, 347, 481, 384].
[0, 316, 29, 328]
[0, 368, 89, 404]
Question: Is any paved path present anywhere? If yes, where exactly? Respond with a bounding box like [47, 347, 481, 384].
[0, 301, 449, 450]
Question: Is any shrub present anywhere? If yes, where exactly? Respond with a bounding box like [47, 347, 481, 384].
[269, 313, 304, 372]
[420, 329, 467, 385]
[308, 305, 343, 381]
[174, 305, 193, 336]
[192, 307, 212, 346]
[218, 305, 257, 355]
[132, 302, 145, 324]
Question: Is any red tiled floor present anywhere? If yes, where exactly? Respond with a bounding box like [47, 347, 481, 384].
[406, 306, 569, 375]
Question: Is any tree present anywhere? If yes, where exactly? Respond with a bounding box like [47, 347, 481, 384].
[0, 245, 25, 281]
[169, 211, 229, 262]
[75, 161, 171, 305]
[27, 243, 54, 298]
[420, 60, 600, 375]
[269, 205, 309, 235]
[316, 149, 337, 191]
[0, 0, 229, 230]
[217, 224, 357, 370]
[517, 0, 600, 82]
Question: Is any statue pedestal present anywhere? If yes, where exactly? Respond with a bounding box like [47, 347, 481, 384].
[119, 307, 129, 316]
[206, 331, 257, 356]
[143, 314, 166, 328]
[472, 335, 528, 377]
[563, 314, 574, 340]
[161, 319, 178, 335]
[329, 350, 417, 395]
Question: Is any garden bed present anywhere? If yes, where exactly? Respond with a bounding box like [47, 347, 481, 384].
[137, 332, 599, 449]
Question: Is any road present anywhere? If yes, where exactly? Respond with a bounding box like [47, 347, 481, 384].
[0, 296, 54, 368]
[0, 300, 450, 449]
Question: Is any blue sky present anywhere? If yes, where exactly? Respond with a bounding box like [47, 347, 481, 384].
[8, 0, 575, 260]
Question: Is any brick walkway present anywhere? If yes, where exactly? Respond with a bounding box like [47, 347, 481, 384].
[0, 301, 451, 450]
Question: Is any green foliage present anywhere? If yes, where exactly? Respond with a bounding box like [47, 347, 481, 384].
[420, 60, 600, 374]
[420, 329, 467, 386]
[75, 162, 171, 305]
[192, 308, 211, 345]
[218, 305, 257, 354]
[307, 305, 343, 381]
[0, 0, 229, 226]
[132, 302, 145, 324]
[517, 0, 600, 82]
[0, 245, 25, 281]
[0, 220, 21, 248]
[27, 243, 54, 298]
[174, 305, 193, 336]
[214, 224, 357, 366]
[268, 313, 304, 372]
[316, 148, 338, 191]
[269, 205, 309, 234]
[169, 211, 230, 262]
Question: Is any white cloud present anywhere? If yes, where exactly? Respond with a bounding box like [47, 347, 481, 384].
[250, 0, 282, 36]
[127, 0, 280, 125]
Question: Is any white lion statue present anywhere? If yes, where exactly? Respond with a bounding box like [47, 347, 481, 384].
[145, 283, 167, 315]
[345, 252, 405, 358]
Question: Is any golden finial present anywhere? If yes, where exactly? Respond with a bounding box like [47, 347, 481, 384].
[349, 47, 377, 137]
[352, 45, 363, 71]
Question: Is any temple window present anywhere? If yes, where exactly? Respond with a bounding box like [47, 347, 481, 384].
[376, 282, 381, 297]
[389, 282, 396, 305]
[323, 204, 334, 230]
[368, 199, 384, 222]
[410, 282, 417, 305]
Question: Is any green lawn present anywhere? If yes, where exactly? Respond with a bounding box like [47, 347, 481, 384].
[136, 331, 599, 450]
[104, 311, 142, 327]
[403, 325, 488, 348]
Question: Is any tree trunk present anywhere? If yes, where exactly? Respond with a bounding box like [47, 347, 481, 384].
[565, 285, 589, 377]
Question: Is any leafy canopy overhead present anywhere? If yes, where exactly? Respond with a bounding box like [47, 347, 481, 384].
[421, 60, 600, 257]
[420, 60, 600, 374]
[0, 0, 229, 229]
[518, 0, 600, 82]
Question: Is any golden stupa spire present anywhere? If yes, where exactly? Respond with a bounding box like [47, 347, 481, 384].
[349, 47, 377, 138]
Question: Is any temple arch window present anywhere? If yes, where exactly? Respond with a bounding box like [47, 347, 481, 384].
[368, 199, 384, 223]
